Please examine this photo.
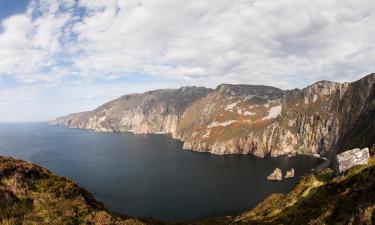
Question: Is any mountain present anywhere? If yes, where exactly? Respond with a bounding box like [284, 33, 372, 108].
[50, 86, 211, 134]
[50, 73, 375, 158]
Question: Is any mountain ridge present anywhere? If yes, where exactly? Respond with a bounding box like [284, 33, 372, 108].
[50, 73, 375, 158]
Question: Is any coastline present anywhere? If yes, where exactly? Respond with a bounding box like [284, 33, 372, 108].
[48, 122, 330, 161]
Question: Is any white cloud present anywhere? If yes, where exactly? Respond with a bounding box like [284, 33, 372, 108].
[0, 0, 75, 83]
[69, 0, 375, 88]
[0, 0, 374, 121]
[0, 0, 374, 88]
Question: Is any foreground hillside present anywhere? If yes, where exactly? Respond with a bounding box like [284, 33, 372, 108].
[1, 150, 375, 224]
[50, 73, 375, 158]
[0, 156, 164, 225]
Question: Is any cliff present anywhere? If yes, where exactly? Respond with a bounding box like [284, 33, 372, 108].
[50, 73, 375, 158]
[50, 86, 211, 134]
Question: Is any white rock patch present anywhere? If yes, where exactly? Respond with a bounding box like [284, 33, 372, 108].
[202, 129, 211, 138]
[225, 102, 238, 111]
[208, 120, 237, 128]
[313, 94, 318, 102]
[243, 111, 255, 116]
[266, 105, 282, 119]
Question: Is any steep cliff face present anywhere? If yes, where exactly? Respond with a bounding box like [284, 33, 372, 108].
[176, 74, 374, 157]
[50, 86, 212, 134]
[50, 73, 375, 158]
[336, 74, 375, 153]
[175, 84, 285, 157]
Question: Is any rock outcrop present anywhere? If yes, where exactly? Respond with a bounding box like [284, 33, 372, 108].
[267, 168, 283, 181]
[49, 73, 375, 158]
[284, 168, 295, 178]
[333, 148, 370, 175]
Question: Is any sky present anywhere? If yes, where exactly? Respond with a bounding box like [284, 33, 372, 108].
[0, 0, 374, 122]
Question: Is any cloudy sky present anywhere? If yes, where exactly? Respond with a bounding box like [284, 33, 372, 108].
[0, 0, 374, 122]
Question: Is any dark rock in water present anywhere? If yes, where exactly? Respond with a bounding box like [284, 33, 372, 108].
[333, 148, 370, 175]
[267, 168, 282, 180]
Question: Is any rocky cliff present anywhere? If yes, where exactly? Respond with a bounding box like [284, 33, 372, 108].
[50, 86, 211, 134]
[50, 73, 375, 158]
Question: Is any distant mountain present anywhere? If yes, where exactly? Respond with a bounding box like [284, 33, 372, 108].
[50, 73, 375, 158]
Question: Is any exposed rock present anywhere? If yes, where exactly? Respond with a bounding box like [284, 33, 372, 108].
[333, 148, 370, 175]
[267, 168, 282, 181]
[284, 168, 295, 178]
[50, 73, 375, 158]
[49, 86, 212, 134]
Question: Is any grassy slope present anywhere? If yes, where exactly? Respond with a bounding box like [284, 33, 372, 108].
[1, 152, 375, 225]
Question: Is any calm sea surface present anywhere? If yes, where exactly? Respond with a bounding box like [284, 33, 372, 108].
[0, 123, 322, 222]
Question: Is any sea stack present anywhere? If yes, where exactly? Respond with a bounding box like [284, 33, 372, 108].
[267, 168, 283, 181]
[284, 168, 295, 178]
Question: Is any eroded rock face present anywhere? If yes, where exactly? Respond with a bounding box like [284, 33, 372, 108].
[333, 148, 370, 175]
[50, 87, 212, 134]
[50, 73, 375, 158]
[267, 168, 282, 181]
